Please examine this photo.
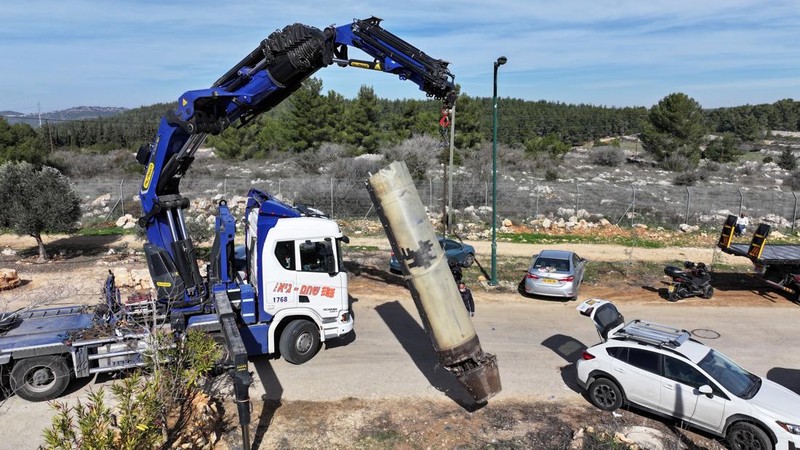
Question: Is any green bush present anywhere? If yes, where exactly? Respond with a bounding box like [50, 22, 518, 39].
[674, 171, 699, 186]
[589, 146, 625, 166]
[42, 330, 222, 449]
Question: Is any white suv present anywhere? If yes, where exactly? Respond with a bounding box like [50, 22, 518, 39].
[575, 299, 800, 450]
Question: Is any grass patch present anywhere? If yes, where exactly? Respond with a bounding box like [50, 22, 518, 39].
[582, 260, 663, 285]
[498, 232, 665, 249]
[355, 429, 402, 447]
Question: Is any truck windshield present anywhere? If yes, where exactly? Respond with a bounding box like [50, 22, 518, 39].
[697, 349, 760, 399]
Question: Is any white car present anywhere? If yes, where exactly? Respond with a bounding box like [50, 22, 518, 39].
[575, 299, 800, 450]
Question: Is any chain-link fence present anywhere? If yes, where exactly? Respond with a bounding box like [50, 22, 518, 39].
[73, 176, 800, 232]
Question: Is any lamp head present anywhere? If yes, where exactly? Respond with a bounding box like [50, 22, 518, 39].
[495, 56, 508, 67]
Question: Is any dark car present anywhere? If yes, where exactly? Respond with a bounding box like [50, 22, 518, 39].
[390, 237, 476, 273]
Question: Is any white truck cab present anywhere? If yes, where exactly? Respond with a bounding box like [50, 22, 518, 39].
[244, 196, 353, 364]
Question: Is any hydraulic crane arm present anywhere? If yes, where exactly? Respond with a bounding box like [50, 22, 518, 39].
[137, 16, 456, 306]
[134, 18, 456, 448]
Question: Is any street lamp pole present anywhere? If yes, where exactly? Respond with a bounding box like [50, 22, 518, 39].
[491, 56, 507, 286]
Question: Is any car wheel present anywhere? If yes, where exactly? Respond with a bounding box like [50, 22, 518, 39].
[726, 422, 771, 450]
[279, 320, 320, 365]
[10, 356, 71, 402]
[462, 253, 475, 268]
[701, 285, 714, 299]
[588, 378, 623, 411]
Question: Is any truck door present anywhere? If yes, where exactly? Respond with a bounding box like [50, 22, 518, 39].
[262, 240, 298, 317]
[295, 238, 346, 323]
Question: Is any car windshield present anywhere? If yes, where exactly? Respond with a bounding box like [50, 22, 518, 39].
[697, 348, 761, 399]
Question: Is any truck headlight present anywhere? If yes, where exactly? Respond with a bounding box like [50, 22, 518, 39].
[777, 421, 800, 435]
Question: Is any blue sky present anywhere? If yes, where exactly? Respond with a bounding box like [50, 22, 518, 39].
[2, 0, 799, 114]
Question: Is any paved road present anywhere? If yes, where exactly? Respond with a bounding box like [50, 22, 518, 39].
[2, 290, 798, 449]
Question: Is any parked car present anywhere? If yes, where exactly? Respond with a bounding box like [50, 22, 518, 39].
[390, 237, 475, 273]
[523, 249, 586, 299]
[575, 298, 800, 450]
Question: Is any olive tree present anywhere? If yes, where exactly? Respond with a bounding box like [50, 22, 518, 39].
[0, 162, 81, 260]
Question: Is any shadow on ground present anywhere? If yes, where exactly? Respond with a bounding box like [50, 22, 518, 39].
[540, 334, 587, 394]
[767, 367, 800, 394]
[375, 300, 481, 411]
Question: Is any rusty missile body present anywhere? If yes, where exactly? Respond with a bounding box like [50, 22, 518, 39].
[367, 161, 501, 403]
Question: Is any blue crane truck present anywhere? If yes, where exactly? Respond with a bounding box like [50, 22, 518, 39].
[0, 17, 456, 446]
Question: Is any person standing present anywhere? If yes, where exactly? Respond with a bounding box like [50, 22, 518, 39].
[458, 282, 474, 317]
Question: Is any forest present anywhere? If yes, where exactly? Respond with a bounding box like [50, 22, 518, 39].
[1, 77, 799, 171]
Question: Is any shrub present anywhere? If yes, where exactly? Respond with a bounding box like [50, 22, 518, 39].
[786, 171, 800, 191]
[545, 167, 559, 181]
[381, 135, 439, 180]
[659, 154, 692, 172]
[778, 148, 797, 171]
[327, 156, 384, 180]
[589, 146, 625, 167]
[763, 156, 774, 164]
[43, 330, 223, 449]
[673, 171, 699, 186]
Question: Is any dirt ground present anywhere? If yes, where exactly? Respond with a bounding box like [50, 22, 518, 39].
[0, 231, 792, 449]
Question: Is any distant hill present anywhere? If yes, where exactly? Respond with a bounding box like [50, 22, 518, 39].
[1, 106, 127, 127]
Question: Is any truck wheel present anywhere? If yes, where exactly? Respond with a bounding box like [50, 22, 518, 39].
[727, 422, 771, 450]
[10, 356, 71, 402]
[701, 285, 714, 299]
[279, 320, 320, 365]
[588, 377, 624, 411]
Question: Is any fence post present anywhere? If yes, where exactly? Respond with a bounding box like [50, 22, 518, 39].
[793, 191, 798, 233]
[685, 187, 691, 225]
[119, 179, 124, 216]
[575, 181, 580, 213]
[535, 184, 540, 218]
[738, 188, 744, 216]
[330, 178, 334, 218]
[429, 178, 433, 209]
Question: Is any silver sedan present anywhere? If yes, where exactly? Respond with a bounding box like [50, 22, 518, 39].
[523, 249, 586, 299]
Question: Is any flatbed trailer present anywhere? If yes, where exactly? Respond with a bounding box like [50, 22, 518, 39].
[717, 214, 800, 299]
[0, 274, 242, 402]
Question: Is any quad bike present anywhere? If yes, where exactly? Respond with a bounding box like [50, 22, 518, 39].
[664, 261, 713, 301]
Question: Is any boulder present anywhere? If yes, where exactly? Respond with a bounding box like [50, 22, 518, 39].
[111, 267, 136, 288]
[502, 218, 513, 227]
[0, 268, 21, 290]
[130, 269, 154, 290]
[91, 193, 112, 207]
